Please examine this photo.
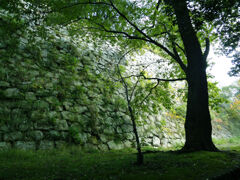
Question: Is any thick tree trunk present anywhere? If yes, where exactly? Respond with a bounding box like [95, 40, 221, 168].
[184, 65, 218, 151]
[170, 0, 218, 151]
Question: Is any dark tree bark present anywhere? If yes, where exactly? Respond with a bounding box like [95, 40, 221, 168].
[128, 106, 143, 165]
[170, 0, 218, 151]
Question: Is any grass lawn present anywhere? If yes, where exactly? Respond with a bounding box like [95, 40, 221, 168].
[0, 138, 240, 180]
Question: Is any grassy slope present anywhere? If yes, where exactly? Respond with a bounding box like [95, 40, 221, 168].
[0, 139, 240, 180]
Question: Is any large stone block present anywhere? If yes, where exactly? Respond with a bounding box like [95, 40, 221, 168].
[63, 102, 72, 110]
[74, 133, 88, 144]
[0, 124, 9, 132]
[45, 83, 53, 90]
[29, 130, 44, 141]
[148, 116, 156, 123]
[125, 133, 134, 140]
[173, 133, 181, 139]
[48, 111, 59, 119]
[49, 130, 61, 140]
[31, 111, 46, 120]
[3, 88, 21, 98]
[0, 81, 10, 87]
[61, 111, 75, 121]
[104, 117, 113, 125]
[45, 96, 59, 104]
[103, 127, 115, 135]
[82, 56, 91, 63]
[0, 142, 11, 149]
[168, 122, 176, 128]
[28, 70, 39, 77]
[34, 122, 53, 130]
[0, 101, 16, 109]
[116, 127, 123, 134]
[39, 141, 54, 149]
[45, 72, 54, 78]
[55, 141, 67, 148]
[98, 144, 108, 151]
[122, 114, 131, 122]
[142, 138, 152, 146]
[123, 140, 132, 148]
[4, 132, 23, 141]
[99, 134, 108, 143]
[18, 123, 32, 131]
[171, 139, 183, 146]
[84, 143, 99, 151]
[17, 100, 33, 110]
[89, 136, 98, 145]
[25, 92, 36, 101]
[14, 141, 36, 150]
[121, 124, 132, 133]
[33, 100, 49, 110]
[152, 136, 161, 146]
[107, 140, 124, 150]
[72, 106, 87, 113]
[60, 132, 68, 140]
[161, 138, 169, 147]
[55, 120, 69, 130]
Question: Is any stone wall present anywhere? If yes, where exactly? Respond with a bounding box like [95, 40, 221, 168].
[0, 32, 189, 150]
[0, 30, 230, 151]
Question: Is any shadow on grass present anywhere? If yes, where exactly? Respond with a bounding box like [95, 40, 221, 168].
[0, 144, 239, 180]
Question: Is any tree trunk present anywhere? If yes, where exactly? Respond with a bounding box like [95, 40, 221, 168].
[170, 0, 218, 151]
[128, 106, 143, 165]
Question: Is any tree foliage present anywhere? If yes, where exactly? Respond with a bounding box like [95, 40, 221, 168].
[189, 0, 240, 76]
[217, 80, 240, 136]
[2, 0, 239, 152]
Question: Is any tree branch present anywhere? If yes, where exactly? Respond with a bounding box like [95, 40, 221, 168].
[156, 0, 161, 10]
[108, 0, 182, 64]
[117, 63, 130, 102]
[203, 37, 210, 62]
[56, 1, 111, 11]
[129, 78, 140, 102]
[138, 80, 160, 107]
[123, 73, 186, 82]
[172, 42, 187, 73]
[61, 0, 188, 73]
[141, 75, 186, 82]
[175, 42, 186, 56]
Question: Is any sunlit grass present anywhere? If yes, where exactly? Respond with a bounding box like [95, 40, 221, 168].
[213, 136, 240, 145]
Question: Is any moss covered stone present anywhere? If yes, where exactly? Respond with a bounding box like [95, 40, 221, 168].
[39, 141, 54, 149]
[0, 81, 10, 87]
[55, 120, 69, 130]
[107, 140, 124, 150]
[33, 100, 49, 110]
[3, 132, 23, 141]
[25, 92, 37, 101]
[14, 141, 36, 150]
[3, 88, 21, 99]
[0, 142, 11, 149]
[29, 131, 44, 141]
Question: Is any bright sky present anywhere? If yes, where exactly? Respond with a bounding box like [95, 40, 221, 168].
[208, 48, 239, 87]
[134, 47, 239, 88]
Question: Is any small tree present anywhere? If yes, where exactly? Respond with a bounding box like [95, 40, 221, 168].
[100, 48, 184, 164]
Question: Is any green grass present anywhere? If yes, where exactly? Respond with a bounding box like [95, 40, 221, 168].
[0, 144, 240, 180]
[213, 136, 240, 145]
[214, 136, 240, 151]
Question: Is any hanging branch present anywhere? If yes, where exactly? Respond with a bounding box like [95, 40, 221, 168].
[56, 1, 111, 12]
[203, 37, 210, 62]
[123, 74, 186, 82]
[138, 80, 160, 107]
[53, 0, 188, 73]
